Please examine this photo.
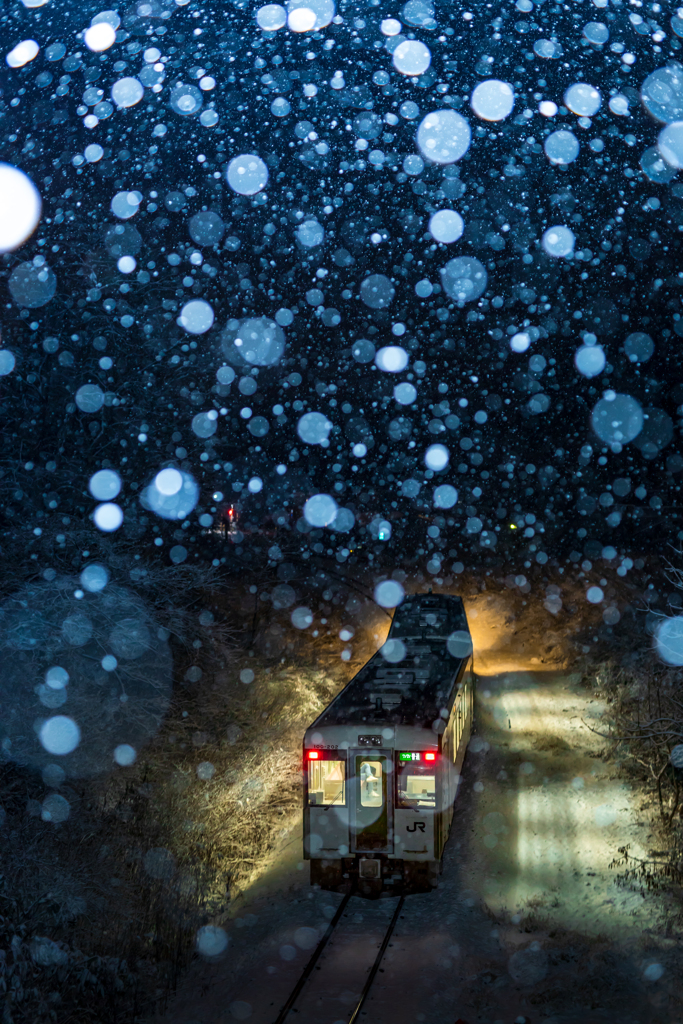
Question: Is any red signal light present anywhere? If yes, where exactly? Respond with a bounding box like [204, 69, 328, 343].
[424, 752, 436, 761]
[307, 750, 319, 760]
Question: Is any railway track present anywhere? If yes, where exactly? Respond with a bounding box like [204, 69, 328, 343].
[272, 892, 405, 1024]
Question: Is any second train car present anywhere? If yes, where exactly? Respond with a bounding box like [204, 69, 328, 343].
[303, 593, 475, 897]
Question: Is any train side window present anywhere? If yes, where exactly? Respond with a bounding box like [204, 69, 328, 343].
[308, 760, 346, 806]
[397, 763, 436, 809]
[359, 759, 383, 807]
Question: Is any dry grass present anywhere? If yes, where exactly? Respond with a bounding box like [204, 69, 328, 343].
[585, 655, 683, 922]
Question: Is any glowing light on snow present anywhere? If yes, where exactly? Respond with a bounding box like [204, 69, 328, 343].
[425, 444, 449, 471]
[655, 616, 683, 665]
[39, 716, 81, 755]
[94, 502, 123, 531]
[624, 332, 654, 363]
[296, 218, 324, 247]
[297, 411, 332, 444]
[583, 21, 609, 45]
[179, 299, 214, 334]
[114, 744, 137, 766]
[440, 257, 487, 303]
[658, 121, 683, 168]
[0, 350, 16, 375]
[375, 346, 408, 373]
[394, 382, 417, 404]
[111, 77, 144, 108]
[303, 493, 337, 527]
[288, 6, 315, 30]
[156, 468, 183, 495]
[374, 580, 405, 608]
[84, 22, 116, 51]
[89, 469, 121, 501]
[196, 926, 229, 957]
[111, 191, 140, 219]
[45, 666, 69, 690]
[544, 130, 579, 165]
[434, 484, 458, 508]
[143, 469, 199, 520]
[291, 606, 314, 629]
[80, 564, 109, 592]
[641, 65, 683, 124]
[75, 384, 105, 412]
[226, 154, 268, 195]
[360, 274, 395, 309]
[381, 638, 407, 663]
[118, 256, 136, 273]
[416, 110, 471, 164]
[542, 225, 575, 257]
[393, 40, 431, 76]
[591, 392, 643, 446]
[575, 344, 605, 377]
[6, 39, 39, 68]
[511, 332, 531, 353]
[257, 3, 287, 28]
[564, 82, 601, 116]
[381, 17, 401, 34]
[470, 80, 514, 121]
[429, 209, 464, 243]
[447, 630, 473, 657]
[0, 164, 42, 253]
[287, 0, 334, 30]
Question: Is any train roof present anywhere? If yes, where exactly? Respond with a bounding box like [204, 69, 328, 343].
[308, 594, 471, 732]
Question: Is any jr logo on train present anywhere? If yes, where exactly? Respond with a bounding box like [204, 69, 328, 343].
[302, 594, 475, 897]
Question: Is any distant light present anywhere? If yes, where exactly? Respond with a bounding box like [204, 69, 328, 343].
[510, 524, 517, 529]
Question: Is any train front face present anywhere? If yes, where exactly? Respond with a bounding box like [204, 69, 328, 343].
[303, 724, 445, 896]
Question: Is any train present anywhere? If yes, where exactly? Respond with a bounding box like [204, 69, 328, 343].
[303, 593, 475, 897]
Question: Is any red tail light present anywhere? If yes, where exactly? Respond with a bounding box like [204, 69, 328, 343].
[307, 750, 319, 760]
[424, 752, 436, 761]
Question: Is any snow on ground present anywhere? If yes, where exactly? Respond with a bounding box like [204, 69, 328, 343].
[159, 592, 683, 1024]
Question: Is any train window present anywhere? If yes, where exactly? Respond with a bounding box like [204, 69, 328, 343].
[308, 760, 346, 806]
[397, 763, 436, 809]
[358, 759, 383, 808]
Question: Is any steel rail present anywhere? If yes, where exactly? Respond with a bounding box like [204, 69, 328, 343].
[347, 895, 405, 1024]
[271, 890, 352, 1024]
[271, 892, 405, 1024]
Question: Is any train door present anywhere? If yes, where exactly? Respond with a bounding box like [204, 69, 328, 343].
[350, 751, 392, 852]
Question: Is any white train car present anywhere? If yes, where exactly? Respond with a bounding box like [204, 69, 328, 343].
[303, 593, 474, 896]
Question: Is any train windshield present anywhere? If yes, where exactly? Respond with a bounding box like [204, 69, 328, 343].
[391, 608, 453, 639]
[397, 763, 436, 809]
[308, 759, 346, 806]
